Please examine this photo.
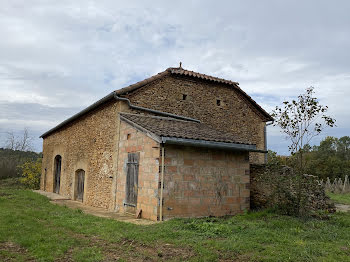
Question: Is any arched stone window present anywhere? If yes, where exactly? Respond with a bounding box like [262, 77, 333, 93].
[53, 155, 62, 194]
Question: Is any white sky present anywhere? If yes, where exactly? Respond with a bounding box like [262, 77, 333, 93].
[0, 0, 349, 154]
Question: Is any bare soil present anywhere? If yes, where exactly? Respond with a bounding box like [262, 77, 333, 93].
[336, 204, 350, 212]
[0, 242, 35, 262]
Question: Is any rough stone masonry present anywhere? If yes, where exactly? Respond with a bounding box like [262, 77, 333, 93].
[40, 67, 273, 221]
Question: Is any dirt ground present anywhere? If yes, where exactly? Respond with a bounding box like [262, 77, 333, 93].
[336, 204, 350, 212]
[0, 242, 35, 262]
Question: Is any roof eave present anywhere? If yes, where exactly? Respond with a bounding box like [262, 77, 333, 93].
[161, 137, 266, 153]
[115, 70, 170, 96]
[40, 67, 274, 138]
[119, 115, 263, 152]
[40, 92, 116, 138]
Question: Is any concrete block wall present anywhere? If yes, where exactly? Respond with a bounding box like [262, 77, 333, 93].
[162, 145, 250, 219]
[116, 120, 160, 221]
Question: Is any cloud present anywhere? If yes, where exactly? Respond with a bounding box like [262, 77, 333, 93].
[0, 0, 349, 153]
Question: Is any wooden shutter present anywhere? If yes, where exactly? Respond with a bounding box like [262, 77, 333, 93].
[125, 153, 139, 206]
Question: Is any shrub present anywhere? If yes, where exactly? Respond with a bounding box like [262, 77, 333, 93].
[250, 164, 335, 217]
[18, 158, 42, 189]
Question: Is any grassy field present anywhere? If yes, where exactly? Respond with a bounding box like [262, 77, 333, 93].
[1, 179, 350, 262]
[328, 192, 350, 205]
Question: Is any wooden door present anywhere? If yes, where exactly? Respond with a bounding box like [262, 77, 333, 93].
[125, 153, 139, 212]
[44, 168, 47, 191]
[76, 170, 85, 202]
[54, 156, 61, 194]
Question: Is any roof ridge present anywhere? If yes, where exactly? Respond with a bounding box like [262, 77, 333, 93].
[167, 67, 240, 85]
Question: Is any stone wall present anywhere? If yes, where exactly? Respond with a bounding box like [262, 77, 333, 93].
[125, 75, 266, 164]
[250, 164, 336, 215]
[249, 164, 269, 209]
[116, 120, 160, 221]
[162, 145, 250, 219]
[40, 100, 120, 210]
[40, 72, 266, 219]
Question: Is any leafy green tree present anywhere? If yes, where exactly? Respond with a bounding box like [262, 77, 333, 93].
[318, 136, 337, 157]
[337, 136, 350, 160]
[267, 150, 290, 167]
[303, 136, 350, 180]
[271, 87, 336, 173]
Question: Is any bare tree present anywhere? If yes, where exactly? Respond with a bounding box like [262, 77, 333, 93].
[5, 128, 33, 151]
[5, 131, 16, 150]
[18, 128, 32, 151]
[271, 87, 336, 173]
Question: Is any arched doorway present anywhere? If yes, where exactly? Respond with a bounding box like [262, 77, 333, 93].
[54, 155, 62, 194]
[75, 169, 85, 202]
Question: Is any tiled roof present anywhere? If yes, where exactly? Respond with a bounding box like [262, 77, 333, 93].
[115, 67, 273, 122]
[119, 113, 252, 145]
[114, 67, 239, 95]
[41, 66, 273, 138]
[167, 67, 239, 85]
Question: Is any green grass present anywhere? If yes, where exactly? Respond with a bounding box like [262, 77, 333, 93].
[1, 178, 350, 261]
[328, 192, 350, 205]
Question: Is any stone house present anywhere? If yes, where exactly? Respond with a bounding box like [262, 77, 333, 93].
[40, 66, 273, 221]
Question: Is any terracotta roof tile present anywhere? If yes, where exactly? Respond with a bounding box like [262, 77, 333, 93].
[167, 67, 239, 86]
[41, 66, 273, 138]
[120, 113, 252, 145]
[115, 67, 273, 122]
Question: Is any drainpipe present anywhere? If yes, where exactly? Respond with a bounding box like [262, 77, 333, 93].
[159, 144, 165, 221]
[113, 93, 200, 123]
[264, 121, 274, 163]
[40, 91, 200, 138]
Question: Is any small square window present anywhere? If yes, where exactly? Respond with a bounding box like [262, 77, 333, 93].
[182, 94, 187, 100]
[216, 99, 221, 106]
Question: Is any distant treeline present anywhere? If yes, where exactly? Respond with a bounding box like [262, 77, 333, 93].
[0, 148, 42, 179]
[269, 136, 350, 180]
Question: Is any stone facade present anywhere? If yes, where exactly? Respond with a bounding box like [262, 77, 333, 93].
[162, 145, 250, 219]
[40, 70, 270, 221]
[41, 101, 120, 210]
[116, 121, 160, 221]
[124, 75, 266, 163]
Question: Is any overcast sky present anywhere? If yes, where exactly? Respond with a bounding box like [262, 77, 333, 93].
[0, 0, 349, 154]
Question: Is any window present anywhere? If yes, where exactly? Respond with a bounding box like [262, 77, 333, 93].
[182, 94, 187, 100]
[216, 99, 221, 106]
